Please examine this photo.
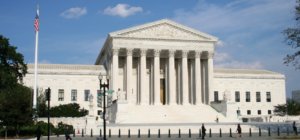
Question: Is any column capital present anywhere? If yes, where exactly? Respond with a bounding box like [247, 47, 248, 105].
[126, 48, 133, 56]
[182, 50, 188, 58]
[169, 50, 176, 57]
[195, 51, 202, 58]
[207, 52, 214, 59]
[154, 49, 161, 57]
[140, 49, 147, 56]
[111, 48, 119, 55]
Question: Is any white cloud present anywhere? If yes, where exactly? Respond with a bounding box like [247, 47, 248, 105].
[173, 0, 294, 35]
[214, 52, 230, 63]
[61, 7, 87, 19]
[39, 59, 52, 64]
[216, 40, 224, 47]
[214, 52, 263, 69]
[172, 0, 295, 70]
[103, 4, 143, 18]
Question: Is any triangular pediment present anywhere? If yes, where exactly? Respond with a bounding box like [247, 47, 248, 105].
[109, 19, 218, 42]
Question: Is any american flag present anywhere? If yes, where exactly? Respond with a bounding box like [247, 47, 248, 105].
[34, 8, 39, 32]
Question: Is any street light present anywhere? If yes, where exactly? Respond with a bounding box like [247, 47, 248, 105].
[98, 72, 109, 140]
[45, 87, 51, 140]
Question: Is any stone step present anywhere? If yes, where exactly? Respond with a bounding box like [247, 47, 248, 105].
[112, 104, 239, 123]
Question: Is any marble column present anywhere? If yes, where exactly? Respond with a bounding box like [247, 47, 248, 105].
[112, 48, 119, 93]
[154, 50, 161, 105]
[140, 49, 147, 105]
[189, 60, 194, 104]
[177, 61, 181, 104]
[201, 60, 206, 104]
[181, 50, 189, 105]
[126, 48, 133, 103]
[207, 52, 214, 105]
[195, 51, 202, 105]
[168, 50, 176, 105]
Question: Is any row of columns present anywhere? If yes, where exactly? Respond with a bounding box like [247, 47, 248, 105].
[110, 48, 213, 105]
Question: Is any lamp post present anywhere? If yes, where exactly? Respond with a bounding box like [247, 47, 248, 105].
[45, 87, 51, 140]
[98, 73, 109, 140]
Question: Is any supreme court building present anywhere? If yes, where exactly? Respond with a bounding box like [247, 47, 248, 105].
[23, 19, 286, 123]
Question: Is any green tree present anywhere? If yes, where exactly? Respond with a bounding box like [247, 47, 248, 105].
[0, 35, 27, 88]
[50, 103, 88, 117]
[37, 92, 47, 117]
[283, 0, 300, 69]
[274, 99, 300, 116]
[0, 84, 33, 136]
[38, 103, 88, 117]
[0, 35, 32, 136]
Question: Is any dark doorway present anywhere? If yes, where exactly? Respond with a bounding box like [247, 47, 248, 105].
[160, 79, 166, 105]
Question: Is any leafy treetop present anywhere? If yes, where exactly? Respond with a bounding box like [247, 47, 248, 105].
[283, 0, 300, 69]
[0, 35, 27, 88]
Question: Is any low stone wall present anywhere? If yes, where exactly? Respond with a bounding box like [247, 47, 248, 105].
[271, 115, 300, 122]
[36, 117, 300, 136]
[38, 116, 100, 135]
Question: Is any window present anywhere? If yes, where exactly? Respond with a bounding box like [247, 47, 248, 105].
[97, 110, 102, 115]
[247, 110, 251, 115]
[237, 110, 241, 116]
[58, 89, 64, 101]
[266, 92, 271, 102]
[256, 92, 261, 102]
[235, 91, 240, 102]
[84, 90, 90, 101]
[268, 110, 272, 115]
[246, 91, 251, 102]
[257, 110, 261, 115]
[97, 90, 102, 107]
[214, 91, 219, 102]
[71, 89, 77, 101]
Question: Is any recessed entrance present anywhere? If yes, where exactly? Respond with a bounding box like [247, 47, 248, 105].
[160, 79, 166, 105]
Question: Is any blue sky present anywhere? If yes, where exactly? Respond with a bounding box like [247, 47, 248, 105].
[0, 0, 298, 97]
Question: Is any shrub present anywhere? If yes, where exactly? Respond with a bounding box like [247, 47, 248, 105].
[52, 122, 74, 136]
[36, 121, 55, 136]
[39, 103, 88, 117]
[0, 121, 74, 137]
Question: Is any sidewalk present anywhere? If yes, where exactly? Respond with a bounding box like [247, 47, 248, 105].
[39, 133, 300, 140]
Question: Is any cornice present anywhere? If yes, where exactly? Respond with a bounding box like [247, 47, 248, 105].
[112, 36, 216, 43]
[214, 75, 285, 80]
[27, 64, 105, 76]
[214, 68, 285, 80]
[27, 64, 102, 70]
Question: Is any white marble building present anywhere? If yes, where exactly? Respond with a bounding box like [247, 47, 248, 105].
[23, 19, 286, 123]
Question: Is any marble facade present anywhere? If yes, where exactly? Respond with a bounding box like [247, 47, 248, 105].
[23, 19, 286, 123]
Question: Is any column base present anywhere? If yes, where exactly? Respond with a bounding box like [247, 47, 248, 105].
[140, 103, 149, 106]
[168, 103, 178, 106]
[154, 102, 162, 106]
[182, 103, 192, 106]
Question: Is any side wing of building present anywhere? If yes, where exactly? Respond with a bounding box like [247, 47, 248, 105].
[213, 68, 286, 122]
[23, 64, 105, 116]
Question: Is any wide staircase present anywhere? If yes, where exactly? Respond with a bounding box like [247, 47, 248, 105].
[110, 102, 239, 124]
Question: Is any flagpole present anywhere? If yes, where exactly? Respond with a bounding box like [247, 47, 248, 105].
[33, 6, 39, 109]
